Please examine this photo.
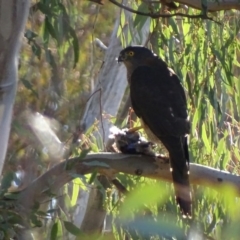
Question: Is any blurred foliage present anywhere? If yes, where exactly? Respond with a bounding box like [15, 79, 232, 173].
[7, 0, 117, 189]
[1, 0, 240, 239]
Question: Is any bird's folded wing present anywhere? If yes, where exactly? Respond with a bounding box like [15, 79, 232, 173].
[130, 66, 190, 137]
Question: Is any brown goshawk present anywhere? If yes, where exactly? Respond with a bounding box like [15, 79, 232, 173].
[118, 46, 192, 217]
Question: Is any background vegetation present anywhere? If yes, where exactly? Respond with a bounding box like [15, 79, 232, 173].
[1, 0, 240, 239]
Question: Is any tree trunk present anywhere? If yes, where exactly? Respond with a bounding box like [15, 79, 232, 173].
[0, 0, 30, 175]
[77, 4, 151, 234]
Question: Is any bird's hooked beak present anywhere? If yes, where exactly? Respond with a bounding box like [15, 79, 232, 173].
[117, 52, 126, 63]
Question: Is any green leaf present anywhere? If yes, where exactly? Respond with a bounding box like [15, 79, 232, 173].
[191, 109, 199, 135]
[71, 178, 81, 206]
[31, 42, 42, 60]
[63, 221, 82, 236]
[54, 219, 63, 238]
[201, 123, 211, 153]
[30, 213, 42, 227]
[184, 44, 192, 56]
[45, 17, 58, 44]
[21, 78, 39, 97]
[89, 142, 99, 152]
[216, 137, 225, 157]
[79, 149, 90, 159]
[220, 150, 230, 170]
[24, 30, 38, 42]
[69, 26, 79, 68]
[88, 170, 98, 184]
[45, 48, 57, 69]
[43, 21, 50, 44]
[36, 2, 54, 16]
[117, 26, 122, 38]
[120, 11, 125, 27]
[6, 212, 23, 225]
[169, 17, 179, 36]
[149, 19, 155, 33]
[133, 3, 148, 29]
[50, 222, 58, 240]
[4, 192, 19, 200]
[120, 182, 168, 219]
[182, 22, 190, 37]
[69, 173, 88, 188]
[1, 172, 15, 190]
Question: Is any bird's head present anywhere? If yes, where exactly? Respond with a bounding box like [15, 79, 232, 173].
[118, 46, 155, 70]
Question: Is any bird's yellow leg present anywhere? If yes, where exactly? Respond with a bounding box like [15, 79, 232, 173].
[128, 126, 143, 133]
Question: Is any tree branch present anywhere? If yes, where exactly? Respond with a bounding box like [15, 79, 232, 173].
[109, 0, 240, 22]
[18, 153, 240, 213]
[175, 0, 240, 12]
[109, 0, 215, 20]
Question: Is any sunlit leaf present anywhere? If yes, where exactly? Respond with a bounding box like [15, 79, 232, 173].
[120, 182, 168, 219]
[201, 123, 211, 153]
[53, 219, 63, 238]
[71, 178, 81, 206]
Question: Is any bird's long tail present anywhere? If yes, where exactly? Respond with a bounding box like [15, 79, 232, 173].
[166, 136, 192, 217]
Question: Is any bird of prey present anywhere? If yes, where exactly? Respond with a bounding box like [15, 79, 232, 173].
[118, 46, 192, 217]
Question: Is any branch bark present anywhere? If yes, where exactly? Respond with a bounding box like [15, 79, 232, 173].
[109, 0, 240, 15]
[18, 153, 240, 213]
[109, 0, 214, 20]
[175, 0, 240, 11]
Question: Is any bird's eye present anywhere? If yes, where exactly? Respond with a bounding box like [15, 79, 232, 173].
[128, 51, 134, 56]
